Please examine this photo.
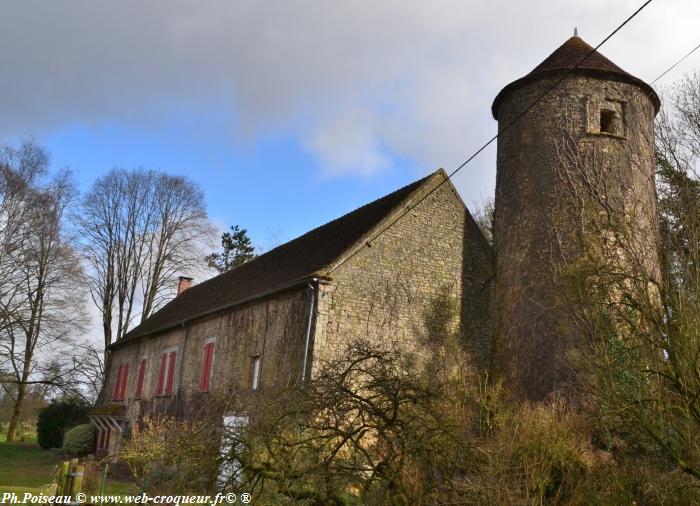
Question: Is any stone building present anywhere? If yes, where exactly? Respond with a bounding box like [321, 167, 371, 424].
[492, 34, 660, 400]
[91, 33, 662, 446]
[90, 169, 494, 452]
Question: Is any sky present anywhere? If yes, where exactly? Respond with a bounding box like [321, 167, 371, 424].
[1, 0, 699, 252]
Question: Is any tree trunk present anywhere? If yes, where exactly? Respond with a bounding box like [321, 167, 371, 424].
[6, 382, 26, 442]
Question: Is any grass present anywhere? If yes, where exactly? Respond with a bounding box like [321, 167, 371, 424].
[0, 439, 59, 490]
[0, 437, 137, 495]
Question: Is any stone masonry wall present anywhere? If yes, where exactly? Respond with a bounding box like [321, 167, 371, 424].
[312, 171, 495, 372]
[98, 170, 495, 445]
[102, 286, 312, 427]
[493, 74, 659, 400]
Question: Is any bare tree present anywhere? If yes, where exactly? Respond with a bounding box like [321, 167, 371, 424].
[140, 173, 213, 319]
[75, 168, 212, 350]
[547, 74, 700, 481]
[0, 141, 87, 442]
[472, 197, 495, 245]
[68, 342, 105, 403]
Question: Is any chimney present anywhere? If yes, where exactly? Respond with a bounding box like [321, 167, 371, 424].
[177, 276, 193, 295]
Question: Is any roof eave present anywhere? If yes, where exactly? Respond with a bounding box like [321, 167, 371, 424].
[109, 275, 329, 351]
[108, 169, 447, 352]
[491, 68, 661, 120]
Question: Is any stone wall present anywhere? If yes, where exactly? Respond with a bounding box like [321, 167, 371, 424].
[101, 286, 312, 426]
[97, 170, 496, 447]
[312, 171, 495, 372]
[493, 74, 659, 400]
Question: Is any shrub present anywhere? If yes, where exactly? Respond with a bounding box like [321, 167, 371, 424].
[37, 399, 89, 450]
[63, 423, 96, 456]
[120, 417, 220, 494]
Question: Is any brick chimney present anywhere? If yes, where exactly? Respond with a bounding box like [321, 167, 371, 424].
[177, 276, 193, 295]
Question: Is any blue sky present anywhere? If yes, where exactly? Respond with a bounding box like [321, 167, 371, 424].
[2, 0, 699, 253]
[42, 118, 419, 250]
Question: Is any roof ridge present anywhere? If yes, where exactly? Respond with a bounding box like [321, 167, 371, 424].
[113, 169, 442, 347]
[185, 169, 438, 291]
[319, 169, 447, 275]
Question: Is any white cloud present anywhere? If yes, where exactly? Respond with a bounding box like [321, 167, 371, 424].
[2, 0, 700, 202]
[304, 109, 392, 177]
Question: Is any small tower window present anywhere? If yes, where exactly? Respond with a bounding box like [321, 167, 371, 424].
[599, 109, 618, 135]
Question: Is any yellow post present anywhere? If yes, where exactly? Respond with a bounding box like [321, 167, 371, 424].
[58, 461, 70, 494]
[69, 464, 85, 494]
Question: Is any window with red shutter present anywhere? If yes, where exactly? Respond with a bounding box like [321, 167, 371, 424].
[119, 363, 129, 400]
[113, 363, 130, 401]
[199, 342, 215, 391]
[135, 359, 146, 399]
[165, 351, 176, 395]
[156, 353, 167, 395]
[112, 364, 122, 400]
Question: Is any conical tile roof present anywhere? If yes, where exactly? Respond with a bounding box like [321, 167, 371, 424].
[492, 35, 659, 119]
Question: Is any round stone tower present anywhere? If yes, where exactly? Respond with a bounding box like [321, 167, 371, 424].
[492, 35, 661, 400]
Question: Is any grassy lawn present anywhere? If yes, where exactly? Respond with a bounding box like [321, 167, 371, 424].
[0, 439, 137, 495]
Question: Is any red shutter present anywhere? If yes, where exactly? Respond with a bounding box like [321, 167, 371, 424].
[200, 343, 214, 391]
[135, 359, 146, 399]
[207, 343, 214, 389]
[199, 345, 207, 391]
[165, 351, 176, 395]
[118, 363, 129, 400]
[113, 364, 122, 400]
[156, 353, 167, 395]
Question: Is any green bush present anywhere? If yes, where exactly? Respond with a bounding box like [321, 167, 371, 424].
[37, 399, 89, 449]
[63, 423, 96, 456]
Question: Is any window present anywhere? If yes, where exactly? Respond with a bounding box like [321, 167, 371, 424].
[112, 365, 122, 400]
[156, 349, 177, 396]
[600, 108, 617, 134]
[113, 363, 129, 401]
[199, 340, 215, 392]
[586, 98, 626, 138]
[156, 353, 167, 395]
[119, 363, 129, 400]
[165, 351, 177, 395]
[135, 359, 147, 399]
[251, 355, 261, 390]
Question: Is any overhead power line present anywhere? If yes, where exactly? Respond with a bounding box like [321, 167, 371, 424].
[328, 0, 656, 274]
[650, 41, 700, 84]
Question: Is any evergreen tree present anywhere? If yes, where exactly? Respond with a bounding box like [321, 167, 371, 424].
[206, 225, 256, 274]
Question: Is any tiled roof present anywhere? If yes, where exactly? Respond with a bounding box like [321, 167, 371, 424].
[529, 35, 629, 76]
[492, 35, 660, 119]
[111, 170, 439, 348]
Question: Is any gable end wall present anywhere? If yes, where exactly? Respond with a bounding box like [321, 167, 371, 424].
[312, 174, 494, 370]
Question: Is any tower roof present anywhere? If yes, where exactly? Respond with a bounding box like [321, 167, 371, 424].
[491, 35, 660, 119]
